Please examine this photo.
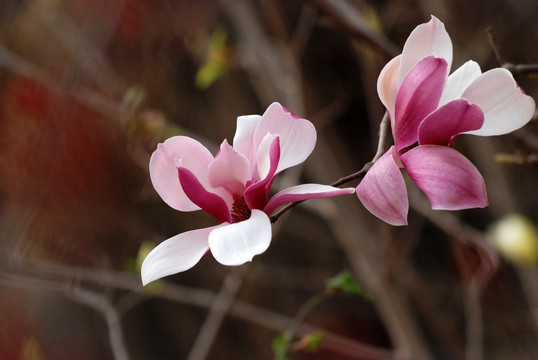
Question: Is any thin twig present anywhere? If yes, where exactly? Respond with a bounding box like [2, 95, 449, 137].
[463, 280, 483, 360]
[0, 272, 130, 360]
[186, 265, 249, 360]
[0, 44, 121, 119]
[1, 258, 393, 360]
[308, 0, 399, 59]
[67, 288, 131, 360]
[275, 290, 331, 359]
[486, 27, 538, 76]
[270, 112, 390, 223]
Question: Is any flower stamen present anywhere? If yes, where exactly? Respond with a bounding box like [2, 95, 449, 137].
[231, 193, 251, 223]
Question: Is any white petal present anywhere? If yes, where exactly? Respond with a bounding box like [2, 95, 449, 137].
[377, 55, 401, 123]
[254, 102, 317, 174]
[439, 60, 482, 106]
[141, 227, 214, 285]
[400, 15, 453, 82]
[462, 68, 536, 136]
[208, 210, 271, 266]
[233, 114, 261, 166]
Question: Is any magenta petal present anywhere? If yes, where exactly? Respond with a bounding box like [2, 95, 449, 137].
[178, 167, 231, 223]
[394, 56, 448, 151]
[418, 99, 484, 146]
[256, 133, 280, 180]
[401, 145, 488, 210]
[356, 147, 409, 226]
[244, 135, 280, 210]
[264, 184, 355, 215]
[208, 140, 250, 193]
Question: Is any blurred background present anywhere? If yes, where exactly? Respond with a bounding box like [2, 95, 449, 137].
[1, 0, 537, 359]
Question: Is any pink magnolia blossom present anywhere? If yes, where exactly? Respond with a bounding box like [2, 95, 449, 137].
[357, 16, 535, 226]
[142, 102, 354, 284]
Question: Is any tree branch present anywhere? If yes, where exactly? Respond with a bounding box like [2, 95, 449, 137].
[270, 112, 390, 223]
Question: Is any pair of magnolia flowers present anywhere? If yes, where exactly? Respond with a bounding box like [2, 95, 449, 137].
[141, 16, 535, 285]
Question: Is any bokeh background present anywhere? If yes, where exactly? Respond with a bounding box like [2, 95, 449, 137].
[1, 0, 538, 359]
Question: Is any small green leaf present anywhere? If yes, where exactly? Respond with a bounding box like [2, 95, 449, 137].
[272, 332, 291, 360]
[325, 270, 372, 300]
[304, 332, 325, 352]
[195, 28, 229, 89]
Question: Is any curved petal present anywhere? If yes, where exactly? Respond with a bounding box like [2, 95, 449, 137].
[141, 226, 215, 285]
[178, 167, 231, 223]
[264, 184, 355, 215]
[208, 140, 250, 193]
[394, 56, 448, 151]
[439, 60, 481, 106]
[462, 68, 536, 136]
[400, 15, 452, 82]
[254, 102, 316, 174]
[418, 99, 484, 146]
[208, 209, 271, 266]
[149, 136, 214, 211]
[256, 133, 280, 180]
[233, 114, 261, 167]
[356, 147, 408, 226]
[377, 55, 401, 123]
[401, 145, 488, 210]
[244, 135, 280, 210]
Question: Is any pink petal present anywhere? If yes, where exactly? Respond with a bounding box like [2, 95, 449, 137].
[141, 226, 215, 285]
[208, 140, 250, 193]
[418, 99, 484, 146]
[439, 60, 481, 106]
[256, 133, 280, 180]
[462, 68, 536, 136]
[394, 56, 448, 151]
[244, 135, 280, 210]
[400, 15, 452, 82]
[356, 147, 409, 226]
[149, 136, 214, 211]
[208, 210, 271, 265]
[254, 102, 316, 174]
[264, 184, 355, 215]
[401, 145, 488, 210]
[178, 167, 231, 223]
[377, 55, 401, 124]
[233, 114, 261, 168]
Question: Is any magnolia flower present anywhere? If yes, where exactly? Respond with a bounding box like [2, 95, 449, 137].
[357, 16, 535, 226]
[142, 102, 354, 284]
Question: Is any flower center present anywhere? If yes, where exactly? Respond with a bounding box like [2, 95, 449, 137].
[231, 193, 251, 223]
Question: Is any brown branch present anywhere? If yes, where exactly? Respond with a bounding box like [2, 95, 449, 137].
[0, 271, 130, 360]
[1, 258, 393, 360]
[270, 112, 390, 223]
[486, 27, 538, 76]
[308, 0, 400, 59]
[186, 266, 249, 360]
